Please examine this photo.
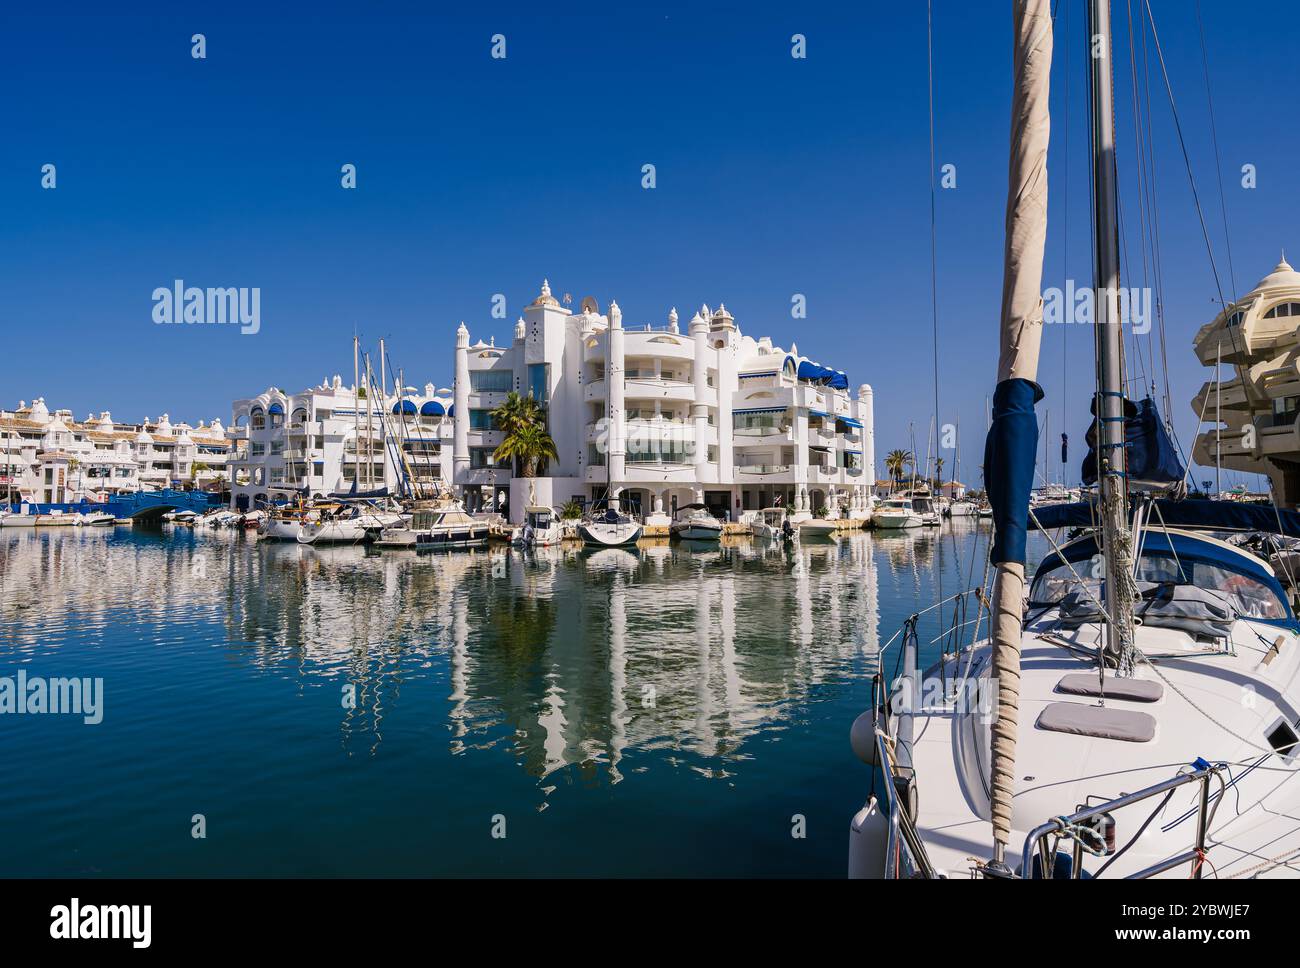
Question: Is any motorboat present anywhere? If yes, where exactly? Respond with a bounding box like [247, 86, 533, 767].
[162, 509, 198, 523]
[579, 507, 642, 547]
[798, 517, 839, 539]
[34, 510, 76, 526]
[512, 506, 564, 547]
[750, 506, 794, 541]
[76, 511, 115, 526]
[412, 503, 489, 549]
[947, 499, 978, 517]
[670, 503, 723, 542]
[904, 487, 942, 526]
[872, 497, 923, 529]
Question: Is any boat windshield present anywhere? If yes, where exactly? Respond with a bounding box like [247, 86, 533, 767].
[1030, 546, 1290, 622]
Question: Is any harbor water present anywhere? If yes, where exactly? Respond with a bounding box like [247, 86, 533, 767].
[0, 520, 1046, 876]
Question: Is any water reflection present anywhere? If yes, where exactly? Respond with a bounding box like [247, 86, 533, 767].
[1, 524, 1005, 798]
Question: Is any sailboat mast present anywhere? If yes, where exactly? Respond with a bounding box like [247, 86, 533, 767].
[985, 0, 1052, 869]
[353, 334, 360, 493]
[1089, 0, 1136, 666]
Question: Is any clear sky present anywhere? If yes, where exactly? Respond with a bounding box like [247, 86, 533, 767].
[2, 1, 1295, 488]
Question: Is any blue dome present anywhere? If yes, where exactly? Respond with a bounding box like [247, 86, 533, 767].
[420, 400, 446, 417]
[267, 402, 285, 415]
[392, 399, 418, 415]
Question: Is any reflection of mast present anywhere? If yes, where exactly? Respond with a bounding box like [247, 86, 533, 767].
[448, 591, 470, 742]
[693, 575, 715, 754]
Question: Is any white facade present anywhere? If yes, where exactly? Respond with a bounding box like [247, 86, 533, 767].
[0, 398, 233, 504]
[452, 280, 876, 523]
[228, 377, 451, 510]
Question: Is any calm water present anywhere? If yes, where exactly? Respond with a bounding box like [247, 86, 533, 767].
[0, 520, 1046, 876]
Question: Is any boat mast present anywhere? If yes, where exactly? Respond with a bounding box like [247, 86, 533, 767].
[986, 0, 1052, 870]
[353, 334, 360, 493]
[1215, 340, 1222, 497]
[1089, 0, 1136, 670]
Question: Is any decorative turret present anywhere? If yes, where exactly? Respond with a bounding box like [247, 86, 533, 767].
[688, 310, 708, 335]
[530, 278, 560, 308]
[609, 299, 623, 330]
[514, 316, 526, 340]
[456, 321, 469, 348]
[711, 303, 735, 332]
[668, 307, 679, 334]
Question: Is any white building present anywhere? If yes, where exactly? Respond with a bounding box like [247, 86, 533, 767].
[0, 398, 234, 504]
[227, 377, 451, 510]
[452, 280, 875, 523]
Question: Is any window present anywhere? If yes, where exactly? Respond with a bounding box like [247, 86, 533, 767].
[1264, 302, 1300, 319]
[734, 411, 787, 433]
[469, 409, 499, 431]
[470, 448, 496, 469]
[1271, 396, 1300, 429]
[470, 370, 513, 393]
[1226, 310, 1245, 327]
[250, 408, 266, 430]
[528, 363, 550, 405]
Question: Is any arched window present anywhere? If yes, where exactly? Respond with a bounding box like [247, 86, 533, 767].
[250, 407, 266, 430]
[1264, 302, 1300, 319]
[1226, 310, 1245, 327]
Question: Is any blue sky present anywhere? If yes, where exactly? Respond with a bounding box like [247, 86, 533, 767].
[2, 1, 1295, 487]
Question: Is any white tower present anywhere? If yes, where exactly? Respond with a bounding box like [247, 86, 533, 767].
[453, 322, 470, 484]
[607, 299, 626, 495]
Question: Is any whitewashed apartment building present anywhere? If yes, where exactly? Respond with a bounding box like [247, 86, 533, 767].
[451, 280, 875, 522]
[227, 281, 875, 523]
[0, 397, 234, 504]
[227, 378, 451, 510]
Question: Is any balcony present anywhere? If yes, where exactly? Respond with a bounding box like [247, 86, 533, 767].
[625, 378, 696, 404]
[739, 464, 792, 475]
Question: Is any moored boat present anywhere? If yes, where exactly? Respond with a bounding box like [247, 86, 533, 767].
[670, 503, 723, 542]
[579, 508, 642, 547]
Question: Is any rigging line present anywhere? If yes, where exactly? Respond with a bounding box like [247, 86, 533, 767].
[925, 0, 943, 613]
[1194, 0, 1237, 298]
[1136, 0, 1175, 429]
[1123, 0, 1157, 388]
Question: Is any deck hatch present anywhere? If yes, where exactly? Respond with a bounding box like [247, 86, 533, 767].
[1055, 673, 1163, 703]
[1036, 702, 1156, 743]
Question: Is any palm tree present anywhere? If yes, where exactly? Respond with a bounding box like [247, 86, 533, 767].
[884, 449, 913, 491]
[491, 391, 558, 478]
[934, 456, 944, 490]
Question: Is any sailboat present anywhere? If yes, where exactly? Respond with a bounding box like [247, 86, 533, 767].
[849, 0, 1300, 880]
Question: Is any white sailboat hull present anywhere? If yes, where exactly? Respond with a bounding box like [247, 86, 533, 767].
[580, 522, 643, 547]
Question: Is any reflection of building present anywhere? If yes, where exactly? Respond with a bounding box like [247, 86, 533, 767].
[452, 280, 876, 521]
[0, 397, 232, 502]
[227, 378, 448, 509]
[1191, 255, 1300, 504]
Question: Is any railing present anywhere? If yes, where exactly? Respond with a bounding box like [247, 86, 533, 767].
[1019, 761, 1224, 880]
[875, 730, 939, 879]
[739, 464, 790, 475]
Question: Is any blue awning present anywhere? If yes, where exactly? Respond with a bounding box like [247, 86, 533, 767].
[739, 371, 778, 379]
[267, 402, 284, 415]
[734, 407, 787, 415]
[808, 409, 831, 418]
[420, 400, 446, 417]
[797, 360, 849, 390]
[392, 399, 418, 415]
[845, 449, 862, 455]
[838, 416, 863, 429]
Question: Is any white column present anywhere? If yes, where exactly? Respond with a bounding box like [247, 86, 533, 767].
[453, 323, 470, 486]
[607, 300, 626, 489]
[691, 311, 709, 484]
[858, 383, 875, 497]
[717, 335, 734, 483]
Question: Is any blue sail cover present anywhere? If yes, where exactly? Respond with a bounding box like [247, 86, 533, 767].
[1032, 497, 1300, 538]
[984, 378, 1043, 564]
[1081, 396, 1183, 486]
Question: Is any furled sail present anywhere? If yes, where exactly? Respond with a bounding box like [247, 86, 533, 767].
[983, 0, 1052, 869]
[1081, 396, 1184, 486]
